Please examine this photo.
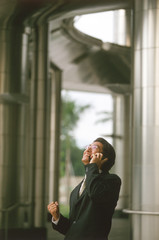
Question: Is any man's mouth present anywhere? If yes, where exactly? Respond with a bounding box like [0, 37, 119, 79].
[87, 154, 92, 161]
[85, 153, 90, 157]
[84, 153, 91, 160]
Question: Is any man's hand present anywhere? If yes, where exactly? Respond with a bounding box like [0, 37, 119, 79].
[90, 153, 108, 170]
[47, 201, 60, 221]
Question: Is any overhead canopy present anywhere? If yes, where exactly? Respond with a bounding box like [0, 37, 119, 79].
[0, 0, 132, 94]
[49, 16, 131, 94]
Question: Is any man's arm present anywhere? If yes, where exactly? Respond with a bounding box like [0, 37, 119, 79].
[47, 201, 70, 235]
[85, 163, 121, 204]
[82, 152, 121, 203]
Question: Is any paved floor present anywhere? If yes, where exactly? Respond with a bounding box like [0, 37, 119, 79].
[47, 217, 130, 240]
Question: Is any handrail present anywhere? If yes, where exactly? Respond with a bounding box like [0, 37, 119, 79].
[0, 202, 31, 240]
[0, 203, 19, 212]
[0, 201, 31, 212]
[123, 209, 159, 216]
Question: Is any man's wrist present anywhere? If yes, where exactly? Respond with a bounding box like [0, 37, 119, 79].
[85, 162, 99, 173]
[52, 216, 60, 225]
[89, 160, 99, 167]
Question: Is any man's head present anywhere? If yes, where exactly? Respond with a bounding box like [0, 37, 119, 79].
[82, 137, 116, 171]
[93, 137, 116, 172]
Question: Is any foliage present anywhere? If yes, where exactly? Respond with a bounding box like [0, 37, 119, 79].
[60, 136, 85, 176]
[60, 137, 85, 176]
[95, 111, 113, 124]
[61, 93, 90, 138]
[60, 92, 90, 177]
[70, 143, 85, 176]
[60, 204, 69, 218]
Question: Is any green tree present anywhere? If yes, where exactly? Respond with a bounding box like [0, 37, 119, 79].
[95, 111, 113, 124]
[61, 93, 90, 137]
[60, 92, 90, 177]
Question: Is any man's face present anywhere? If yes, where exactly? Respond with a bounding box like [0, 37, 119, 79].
[82, 141, 103, 162]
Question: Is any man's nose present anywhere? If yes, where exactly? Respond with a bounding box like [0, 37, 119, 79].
[87, 144, 93, 149]
[86, 146, 92, 151]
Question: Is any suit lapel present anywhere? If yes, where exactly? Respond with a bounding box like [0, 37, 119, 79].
[75, 184, 87, 205]
[69, 179, 90, 224]
[71, 179, 87, 206]
[71, 181, 83, 202]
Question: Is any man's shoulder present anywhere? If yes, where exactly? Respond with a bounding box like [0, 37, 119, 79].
[103, 172, 121, 183]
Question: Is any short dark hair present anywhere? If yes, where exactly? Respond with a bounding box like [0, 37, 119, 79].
[93, 137, 116, 172]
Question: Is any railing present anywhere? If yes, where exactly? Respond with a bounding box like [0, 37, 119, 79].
[123, 209, 159, 216]
[0, 202, 31, 240]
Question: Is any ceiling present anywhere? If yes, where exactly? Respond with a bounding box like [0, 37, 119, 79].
[0, 0, 132, 94]
[49, 15, 131, 94]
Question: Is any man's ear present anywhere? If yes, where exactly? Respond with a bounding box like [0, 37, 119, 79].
[102, 154, 108, 160]
[101, 158, 109, 171]
[102, 157, 108, 162]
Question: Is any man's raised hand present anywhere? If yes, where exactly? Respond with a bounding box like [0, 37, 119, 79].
[47, 201, 60, 221]
[90, 153, 108, 169]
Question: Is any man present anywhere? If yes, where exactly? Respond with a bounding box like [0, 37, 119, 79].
[47, 137, 121, 240]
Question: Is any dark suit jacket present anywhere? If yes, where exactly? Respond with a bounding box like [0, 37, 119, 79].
[52, 163, 121, 240]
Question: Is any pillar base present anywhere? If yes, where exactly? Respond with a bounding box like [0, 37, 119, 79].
[0, 227, 46, 240]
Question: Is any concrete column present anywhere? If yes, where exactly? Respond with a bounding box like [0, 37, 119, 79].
[113, 95, 131, 210]
[28, 8, 63, 228]
[132, 0, 159, 239]
[31, 22, 50, 227]
[113, 9, 131, 47]
[0, 23, 29, 228]
[112, 9, 132, 211]
[48, 66, 61, 204]
[16, 31, 31, 228]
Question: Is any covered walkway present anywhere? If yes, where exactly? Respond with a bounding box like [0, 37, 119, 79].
[1, 0, 159, 239]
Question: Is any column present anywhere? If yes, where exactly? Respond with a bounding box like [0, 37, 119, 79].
[31, 22, 50, 227]
[0, 23, 29, 228]
[113, 9, 131, 47]
[113, 95, 131, 210]
[48, 66, 61, 204]
[132, 0, 159, 239]
[112, 9, 132, 211]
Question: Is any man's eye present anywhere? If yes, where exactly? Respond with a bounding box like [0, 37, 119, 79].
[92, 145, 98, 149]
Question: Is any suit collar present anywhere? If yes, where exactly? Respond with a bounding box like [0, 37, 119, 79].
[71, 179, 86, 205]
